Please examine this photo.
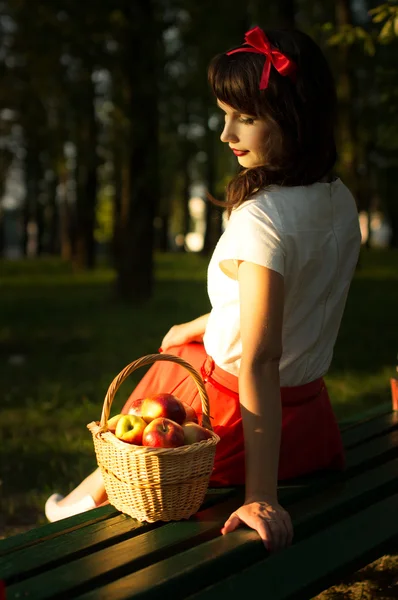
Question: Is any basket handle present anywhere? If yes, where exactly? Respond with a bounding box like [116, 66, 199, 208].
[100, 353, 213, 431]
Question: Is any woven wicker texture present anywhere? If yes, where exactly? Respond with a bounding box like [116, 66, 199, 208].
[87, 353, 220, 522]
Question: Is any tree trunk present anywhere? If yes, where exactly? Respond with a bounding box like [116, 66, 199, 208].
[58, 160, 73, 261]
[0, 207, 5, 258]
[182, 153, 191, 239]
[378, 160, 398, 249]
[111, 143, 123, 268]
[202, 103, 222, 256]
[156, 214, 169, 251]
[73, 78, 98, 270]
[47, 172, 60, 255]
[114, 0, 159, 303]
[335, 0, 361, 202]
[0, 148, 13, 258]
[22, 142, 41, 257]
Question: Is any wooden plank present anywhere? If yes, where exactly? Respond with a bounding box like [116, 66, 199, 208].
[276, 427, 398, 506]
[345, 428, 398, 471]
[3, 421, 397, 571]
[6, 457, 398, 600]
[340, 411, 398, 449]
[57, 493, 398, 600]
[2, 414, 398, 597]
[0, 505, 118, 557]
[1, 413, 393, 559]
[184, 493, 398, 600]
[288, 457, 398, 536]
[0, 514, 152, 584]
[0, 488, 237, 584]
[5, 494, 244, 600]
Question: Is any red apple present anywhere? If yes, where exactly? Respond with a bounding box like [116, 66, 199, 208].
[107, 414, 124, 433]
[141, 393, 186, 425]
[115, 414, 147, 445]
[181, 402, 199, 424]
[182, 422, 212, 445]
[142, 417, 185, 448]
[128, 398, 145, 417]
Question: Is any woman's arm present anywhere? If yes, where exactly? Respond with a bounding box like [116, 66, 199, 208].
[238, 260, 283, 500]
[221, 261, 293, 551]
[160, 313, 210, 351]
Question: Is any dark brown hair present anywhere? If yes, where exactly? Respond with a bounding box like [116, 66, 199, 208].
[208, 28, 337, 213]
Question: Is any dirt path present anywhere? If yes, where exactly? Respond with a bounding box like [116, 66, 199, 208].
[314, 549, 398, 600]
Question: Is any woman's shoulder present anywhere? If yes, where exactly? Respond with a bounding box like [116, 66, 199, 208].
[228, 190, 284, 235]
[248, 177, 348, 206]
[232, 186, 282, 215]
[229, 176, 351, 226]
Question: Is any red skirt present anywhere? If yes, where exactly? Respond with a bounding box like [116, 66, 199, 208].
[122, 343, 344, 486]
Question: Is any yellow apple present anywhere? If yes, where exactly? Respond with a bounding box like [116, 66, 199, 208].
[115, 414, 147, 445]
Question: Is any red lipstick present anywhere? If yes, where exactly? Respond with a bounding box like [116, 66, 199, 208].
[232, 149, 249, 156]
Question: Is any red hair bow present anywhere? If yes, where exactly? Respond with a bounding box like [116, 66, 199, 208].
[226, 26, 297, 90]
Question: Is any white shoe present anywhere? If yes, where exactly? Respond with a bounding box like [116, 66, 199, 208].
[45, 493, 96, 522]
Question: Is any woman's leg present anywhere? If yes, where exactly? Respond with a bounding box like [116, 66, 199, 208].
[45, 468, 108, 522]
[57, 468, 108, 506]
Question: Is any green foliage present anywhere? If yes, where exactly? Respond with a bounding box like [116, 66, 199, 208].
[323, 1, 398, 55]
[370, 1, 398, 43]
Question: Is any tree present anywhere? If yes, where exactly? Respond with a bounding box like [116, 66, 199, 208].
[324, 0, 398, 247]
[111, 0, 161, 302]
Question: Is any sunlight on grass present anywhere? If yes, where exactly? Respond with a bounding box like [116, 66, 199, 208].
[326, 366, 394, 420]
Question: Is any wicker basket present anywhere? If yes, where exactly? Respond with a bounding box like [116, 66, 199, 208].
[87, 353, 220, 522]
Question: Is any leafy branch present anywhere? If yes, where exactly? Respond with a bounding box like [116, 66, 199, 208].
[323, 1, 398, 55]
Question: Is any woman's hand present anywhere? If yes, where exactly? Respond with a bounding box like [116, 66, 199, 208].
[160, 314, 210, 351]
[221, 496, 293, 553]
[160, 323, 201, 350]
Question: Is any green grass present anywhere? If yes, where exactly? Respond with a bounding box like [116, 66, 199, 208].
[0, 249, 397, 538]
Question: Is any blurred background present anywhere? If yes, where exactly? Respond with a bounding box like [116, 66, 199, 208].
[0, 0, 398, 556]
[0, 0, 397, 285]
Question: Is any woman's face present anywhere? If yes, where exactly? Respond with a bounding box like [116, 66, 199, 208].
[217, 100, 270, 169]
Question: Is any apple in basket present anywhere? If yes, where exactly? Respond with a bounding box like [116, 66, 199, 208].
[107, 414, 124, 433]
[128, 398, 145, 417]
[141, 393, 186, 425]
[181, 402, 199, 424]
[142, 417, 185, 448]
[115, 414, 147, 445]
[182, 422, 212, 445]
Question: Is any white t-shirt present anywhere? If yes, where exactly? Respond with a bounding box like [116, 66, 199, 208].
[203, 178, 361, 386]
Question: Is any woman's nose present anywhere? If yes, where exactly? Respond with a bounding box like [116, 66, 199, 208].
[220, 122, 239, 144]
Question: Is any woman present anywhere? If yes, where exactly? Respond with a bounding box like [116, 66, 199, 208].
[45, 26, 361, 553]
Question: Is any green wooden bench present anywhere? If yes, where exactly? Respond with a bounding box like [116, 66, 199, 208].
[1, 404, 398, 600]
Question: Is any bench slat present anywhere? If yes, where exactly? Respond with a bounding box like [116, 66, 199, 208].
[2, 426, 397, 579]
[2, 412, 398, 600]
[341, 411, 398, 449]
[6, 456, 398, 600]
[61, 492, 398, 600]
[185, 493, 398, 600]
[2, 413, 395, 559]
[0, 505, 119, 558]
[277, 426, 398, 505]
[0, 488, 237, 583]
[5, 494, 244, 599]
[1, 514, 152, 584]
[345, 428, 398, 472]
